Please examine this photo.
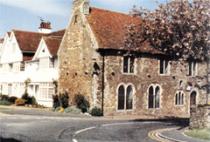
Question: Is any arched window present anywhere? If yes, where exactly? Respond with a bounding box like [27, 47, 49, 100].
[190, 91, 197, 106]
[118, 85, 125, 110]
[148, 86, 154, 108]
[155, 86, 160, 108]
[126, 85, 133, 109]
[117, 84, 134, 110]
[148, 85, 160, 109]
[175, 91, 184, 105]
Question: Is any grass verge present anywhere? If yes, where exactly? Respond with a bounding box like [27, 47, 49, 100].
[185, 128, 210, 140]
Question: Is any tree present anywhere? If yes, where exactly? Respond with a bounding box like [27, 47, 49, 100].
[126, 0, 209, 59]
[125, 0, 210, 103]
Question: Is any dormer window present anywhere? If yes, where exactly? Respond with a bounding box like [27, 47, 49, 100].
[188, 61, 197, 76]
[123, 56, 135, 74]
[160, 59, 169, 75]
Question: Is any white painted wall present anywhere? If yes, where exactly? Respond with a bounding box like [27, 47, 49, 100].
[0, 32, 22, 64]
[0, 33, 58, 107]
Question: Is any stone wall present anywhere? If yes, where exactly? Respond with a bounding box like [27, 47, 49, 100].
[190, 105, 210, 129]
[58, 1, 208, 117]
[58, 3, 102, 107]
[101, 52, 208, 117]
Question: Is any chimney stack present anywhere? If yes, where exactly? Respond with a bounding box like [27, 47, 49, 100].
[38, 21, 52, 34]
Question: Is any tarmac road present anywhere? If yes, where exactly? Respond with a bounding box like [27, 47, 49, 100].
[0, 107, 177, 142]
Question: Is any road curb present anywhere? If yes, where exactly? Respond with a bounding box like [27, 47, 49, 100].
[148, 127, 186, 142]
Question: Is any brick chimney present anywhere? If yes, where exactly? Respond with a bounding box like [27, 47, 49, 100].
[73, 0, 90, 15]
[38, 21, 52, 34]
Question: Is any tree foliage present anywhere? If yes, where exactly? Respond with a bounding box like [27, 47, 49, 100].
[125, 0, 210, 60]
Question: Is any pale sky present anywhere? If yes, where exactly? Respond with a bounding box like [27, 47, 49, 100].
[0, 0, 167, 37]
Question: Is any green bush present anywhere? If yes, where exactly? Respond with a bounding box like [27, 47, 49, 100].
[0, 95, 9, 101]
[90, 107, 103, 116]
[8, 96, 18, 103]
[21, 93, 37, 105]
[27, 96, 37, 105]
[21, 92, 30, 104]
[52, 92, 69, 109]
[64, 106, 82, 114]
[59, 92, 69, 108]
[74, 94, 90, 113]
[0, 100, 12, 106]
[53, 95, 60, 109]
[15, 98, 26, 106]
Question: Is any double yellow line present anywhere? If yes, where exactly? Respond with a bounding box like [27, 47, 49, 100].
[148, 127, 180, 142]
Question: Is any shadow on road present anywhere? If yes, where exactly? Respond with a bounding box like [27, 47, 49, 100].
[0, 137, 22, 142]
[131, 117, 189, 129]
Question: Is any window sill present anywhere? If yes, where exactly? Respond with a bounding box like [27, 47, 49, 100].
[159, 74, 170, 76]
[175, 104, 184, 107]
[122, 72, 136, 75]
[148, 108, 160, 110]
[116, 109, 133, 112]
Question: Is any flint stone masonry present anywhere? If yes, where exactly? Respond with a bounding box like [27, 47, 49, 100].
[58, 0, 208, 117]
[190, 105, 210, 129]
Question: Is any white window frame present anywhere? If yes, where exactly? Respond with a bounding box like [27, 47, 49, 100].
[188, 61, 197, 76]
[122, 56, 136, 74]
[116, 83, 135, 111]
[175, 91, 184, 106]
[148, 84, 161, 109]
[159, 59, 170, 75]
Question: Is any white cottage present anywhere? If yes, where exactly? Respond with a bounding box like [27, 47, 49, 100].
[0, 22, 65, 107]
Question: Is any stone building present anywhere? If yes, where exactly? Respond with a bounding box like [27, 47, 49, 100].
[58, 0, 208, 117]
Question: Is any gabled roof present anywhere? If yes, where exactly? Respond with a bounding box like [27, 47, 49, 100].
[43, 36, 63, 57]
[7, 32, 11, 36]
[13, 30, 45, 52]
[48, 29, 65, 37]
[86, 7, 162, 55]
[11, 29, 65, 61]
[43, 29, 65, 56]
[0, 38, 3, 43]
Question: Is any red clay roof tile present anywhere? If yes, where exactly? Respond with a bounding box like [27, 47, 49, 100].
[0, 38, 3, 43]
[86, 7, 162, 55]
[44, 36, 63, 56]
[13, 30, 45, 52]
[12, 29, 65, 60]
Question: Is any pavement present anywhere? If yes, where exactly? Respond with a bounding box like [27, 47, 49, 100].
[0, 105, 208, 142]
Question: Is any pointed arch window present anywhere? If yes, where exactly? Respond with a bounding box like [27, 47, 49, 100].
[126, 85, 133, 109]
[117, 84, 134, 110]
[148, 85, 161, 109]
[175, 91, 184, 105]
[118, 85, 125, 110]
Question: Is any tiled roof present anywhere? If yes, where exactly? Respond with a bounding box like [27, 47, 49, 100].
[12, 29, 65, 60]
[0, 38, 3, 43]
[7, 32, 11, 36]
[44, 29, 65, 56]
[13, 30, 45, 52]
[43, 36, 63, 56]
[48, 29, 65, 37]
[86, 8, 162, 55]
